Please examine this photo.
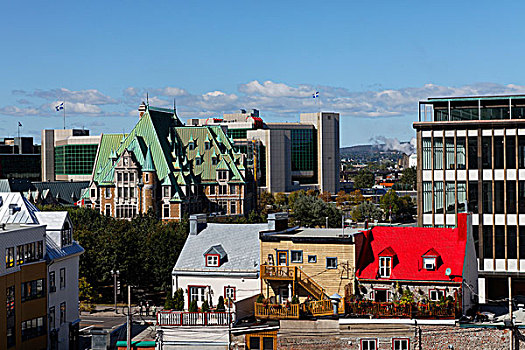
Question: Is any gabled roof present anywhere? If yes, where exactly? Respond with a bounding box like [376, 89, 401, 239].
[355, 214, 471, 283]
[204, 244, 227, 259]
[142, 147, 155, 172]
[378, 246, 396, 257]
[422, 248, 441, 258]
[173, 223, 266, 276]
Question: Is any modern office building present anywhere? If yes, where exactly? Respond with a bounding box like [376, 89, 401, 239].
[82, 103, 255, 221]
[188, 109, 340, 194]
[0, 137, 41, 181]
[414, 94, 525, 301]
[0, 222, 48, 350]
[41, 129, 101, 182]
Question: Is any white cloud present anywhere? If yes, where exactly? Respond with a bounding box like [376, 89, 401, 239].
[0, 106, 41, 116]
[15, 88, 117, 105]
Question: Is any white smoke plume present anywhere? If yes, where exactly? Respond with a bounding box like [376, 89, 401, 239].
[373, 136, 416, 155]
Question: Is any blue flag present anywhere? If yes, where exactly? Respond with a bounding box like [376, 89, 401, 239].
[312, 91, 319, 99]
[55, 102, 64, 111]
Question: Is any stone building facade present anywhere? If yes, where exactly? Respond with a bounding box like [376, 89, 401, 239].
[82, 104, 255, 221]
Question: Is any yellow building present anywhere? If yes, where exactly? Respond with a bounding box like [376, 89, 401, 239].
[256, 213, 357, 319]
[0, 224, 48, 350]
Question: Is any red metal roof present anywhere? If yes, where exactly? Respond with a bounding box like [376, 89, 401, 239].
[355, 213, 469, 283]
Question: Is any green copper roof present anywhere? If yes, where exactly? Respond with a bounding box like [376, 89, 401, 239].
[89, 105, 246, 200]
[143, 147, 155, 172]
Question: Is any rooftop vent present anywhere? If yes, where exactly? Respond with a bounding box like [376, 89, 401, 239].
[8, 204, 20, 215]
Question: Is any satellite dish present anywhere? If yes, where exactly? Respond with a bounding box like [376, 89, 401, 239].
[445, 268, 452, 276]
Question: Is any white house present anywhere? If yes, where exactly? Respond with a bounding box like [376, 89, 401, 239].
[0, 192, 83, 350]
[172, 214, 264, 315]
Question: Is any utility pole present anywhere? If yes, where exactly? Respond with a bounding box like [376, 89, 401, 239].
[509, 276, 513, 350]
[127, 285, 132, 350]
[326, 216, 329, 229]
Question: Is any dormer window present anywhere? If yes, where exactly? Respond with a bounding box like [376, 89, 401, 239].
[204, 244, 227, 268]
[163, 186, 171, 198]
[212, 156, 218, 165]
[217, 170, 228, 181]
[205, 140, 211, 150]
[195, 157, 202, 166]
[206, 255, 219, 267]
[423, 257, 436, 270]
[379, 257, 391, 278]
[421, 248, 440, 271]
[188, 141, 195, 150]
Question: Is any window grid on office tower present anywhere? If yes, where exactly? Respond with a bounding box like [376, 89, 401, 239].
[55, 144, 98, 175]
[290, 129, 315, 172]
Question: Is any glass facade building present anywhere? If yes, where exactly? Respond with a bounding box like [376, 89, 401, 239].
[54, 144, 98, 175]
[415, 94, 525, 301]
[290, 129, 316, 172]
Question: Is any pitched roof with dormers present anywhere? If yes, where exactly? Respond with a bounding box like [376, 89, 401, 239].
[355, 213, 472, 283]
[87, 105, 247, 201]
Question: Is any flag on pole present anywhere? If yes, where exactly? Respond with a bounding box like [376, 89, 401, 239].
[312, 91, 319, 99]
[55, 102, 64, 111]
[18, 122, 22, 127]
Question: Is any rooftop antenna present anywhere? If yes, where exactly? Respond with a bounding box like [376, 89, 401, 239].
[146, 92, 149, 106]
[173, 98, 179, 118]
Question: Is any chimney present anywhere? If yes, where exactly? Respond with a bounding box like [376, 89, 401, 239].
[268, 212, 288, 232]
[189, 214, 207, 235]
[138, 101, 147, 118]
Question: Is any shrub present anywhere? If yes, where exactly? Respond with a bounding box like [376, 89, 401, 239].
[256, 294, 264, 304]
[188, 300, 198, 312]
[173, 288, 184, 311]
[201, 300, 210, 313]
[216, 296, 225, 312]
[291, 295, 299, 304]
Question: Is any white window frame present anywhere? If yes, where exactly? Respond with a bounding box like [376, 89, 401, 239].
[225, 286, 236, 301]
[429, 289, 445, 302]
[379, 257, 391, 278]
[360, 338, 377, 350]
[393, 338, 409, 350]
[423, 257, 436, 270]
[206, 255, 219, 267]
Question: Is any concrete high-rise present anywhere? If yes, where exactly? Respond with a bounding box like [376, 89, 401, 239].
[189, 110, 340, 194]
[41, 129, 101, 182]
[414, 94, 525, 302]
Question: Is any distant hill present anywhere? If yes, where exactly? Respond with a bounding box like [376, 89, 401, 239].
[340, 144, 404, 163]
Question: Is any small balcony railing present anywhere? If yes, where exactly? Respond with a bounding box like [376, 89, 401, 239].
[307, 298, 345, 316]
[345, 301, 459, 319]
[156, 311, 233, 326]
[261, 265, 296, 280]
[255, 302, 299, 319]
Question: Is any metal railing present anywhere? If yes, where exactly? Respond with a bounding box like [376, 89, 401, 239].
[254, 303, 299, 319]
[261, 265, 296, 280]
[156, 311, 233, 326]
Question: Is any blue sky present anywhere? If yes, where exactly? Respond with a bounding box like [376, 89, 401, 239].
[2, 0, 525, 146]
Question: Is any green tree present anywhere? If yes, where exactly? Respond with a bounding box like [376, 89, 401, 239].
[188, 300, 198, 312]
[201, 300, 210, 312]
[292, 195, 343, 228]
[258, 191, 275, 214]
[379, 190, 416, 223]
[274, 192, 288, 209]
[351, 201, 383, 222]
[216, 296, 225, 312]
[353, 169, 375, 189]
[400, 167, 417, 190]
[348, 189, 365, 205]
[288, 190, 305, 209]
[164, 292, 174, 310]
[79, 276, 96, 303]
[173, 288, 185, 311]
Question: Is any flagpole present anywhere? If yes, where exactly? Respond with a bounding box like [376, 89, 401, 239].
[63, 100, 66, 129]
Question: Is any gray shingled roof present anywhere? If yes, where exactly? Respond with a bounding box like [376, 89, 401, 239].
[173, 223, 265, 276]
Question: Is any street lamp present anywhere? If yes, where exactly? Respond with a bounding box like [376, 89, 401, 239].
[110, 269, 120, 313]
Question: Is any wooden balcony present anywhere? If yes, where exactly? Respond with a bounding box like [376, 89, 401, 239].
[345, 301, 459, 319]
[261, 264, 326, 300]
[255, 302, 300, 319]
[307, 298, 345, 317]
[261, 265, 296, 280]
[156, 311, 233, 326]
